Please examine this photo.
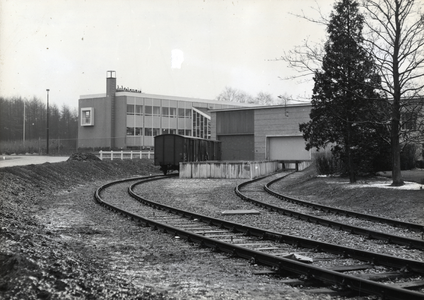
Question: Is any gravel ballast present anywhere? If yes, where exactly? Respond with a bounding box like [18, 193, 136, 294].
[130, 176, 423, 262]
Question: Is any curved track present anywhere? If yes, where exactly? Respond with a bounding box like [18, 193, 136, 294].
[95, 175, 424, 300]
[235, 173, 424, 250]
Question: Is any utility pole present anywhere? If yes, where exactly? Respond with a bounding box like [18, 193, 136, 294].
[23, 101, 25, 147]
[46, 89, 50, 155]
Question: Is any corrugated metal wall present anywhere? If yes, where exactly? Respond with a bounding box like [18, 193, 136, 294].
[216, 110, 254, 135]
[219, 135, 254, 160]
[215, 110, 254, 160]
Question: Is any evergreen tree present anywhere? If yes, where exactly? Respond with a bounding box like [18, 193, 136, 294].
[299, 0, 383, 183]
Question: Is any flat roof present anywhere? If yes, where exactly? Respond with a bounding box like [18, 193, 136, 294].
[79, 91, 258, 108]
[210, 102, 312, 112]
[79, 93, 106, 99]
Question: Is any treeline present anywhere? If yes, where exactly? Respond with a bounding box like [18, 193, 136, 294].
[0, 96, 78, 154]
[215, 87, 298, 106]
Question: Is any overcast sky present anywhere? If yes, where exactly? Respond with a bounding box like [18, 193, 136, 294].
[0, 0, 336, 109]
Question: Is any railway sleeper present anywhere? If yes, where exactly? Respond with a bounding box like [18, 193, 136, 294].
[207, 234, 242, 240]
[329, 264, 374, 272]
[194, 230, 230, 234]
[393, 280, 424, 290]
[352, 271, 412, 281]
[280, 278, 326, 287]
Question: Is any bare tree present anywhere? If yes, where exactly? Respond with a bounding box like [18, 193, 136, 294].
[216, 86, 254, 104]
[216, 88, 312, 106]
[277, 39, 325, 81]
[274, 4, 329, 82]
[278, 0, 424, 185]
[216, 87, 279, 105]
[255, 92, 275, 105]
[362, 0, 424, 186]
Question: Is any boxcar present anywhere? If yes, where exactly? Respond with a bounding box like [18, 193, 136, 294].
[154, 134, 221, 174]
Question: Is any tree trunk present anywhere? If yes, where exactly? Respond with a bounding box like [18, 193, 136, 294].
[391, 7, 404, 187]
[391, 120, 404, 186]
[347, 123, 356, 183]
[391, 91, 404, 186]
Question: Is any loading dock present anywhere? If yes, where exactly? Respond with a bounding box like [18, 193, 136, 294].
[266, 135, 311, 171]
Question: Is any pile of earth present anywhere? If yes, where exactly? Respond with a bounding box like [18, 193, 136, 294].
[67, 152, 101, 161]
[0, 159, 165, 299]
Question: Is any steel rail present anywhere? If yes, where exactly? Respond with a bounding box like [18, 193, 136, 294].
[236, 177, 424, 250]
[126, 177, 424, 273]
[94, 176, 424, 300]
[264, 175, 424, 233]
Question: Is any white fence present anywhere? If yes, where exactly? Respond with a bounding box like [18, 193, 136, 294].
[99, 150, 153, 160]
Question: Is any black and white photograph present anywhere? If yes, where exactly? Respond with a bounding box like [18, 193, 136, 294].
[1, 0, 423, 299]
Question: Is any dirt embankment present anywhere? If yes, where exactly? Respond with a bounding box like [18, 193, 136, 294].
[0, 159, 164, 299]
[273, 167, 424, 225]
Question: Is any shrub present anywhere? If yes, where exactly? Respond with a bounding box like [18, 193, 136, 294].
[313, 152, 343, 175]
[401, 143, 419, 170]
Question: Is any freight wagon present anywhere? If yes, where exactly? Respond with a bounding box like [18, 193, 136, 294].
[154, 134, 221, 175]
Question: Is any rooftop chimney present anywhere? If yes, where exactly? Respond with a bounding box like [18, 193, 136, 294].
[106, 70, 116, 97]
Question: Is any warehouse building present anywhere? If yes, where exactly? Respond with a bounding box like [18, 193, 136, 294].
[78, 71, 252, 149]
[210, 104, 313, 163]
[210, 99, 424, 166]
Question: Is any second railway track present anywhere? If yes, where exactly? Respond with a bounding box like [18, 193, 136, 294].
[236, 172, 424, 250]
[96, 174, 424, 299]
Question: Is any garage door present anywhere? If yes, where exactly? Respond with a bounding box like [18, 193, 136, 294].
[268, 136, 310, 160]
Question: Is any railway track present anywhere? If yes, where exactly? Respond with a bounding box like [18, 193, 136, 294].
[235, 172, 424, 250]
[95, 174, 424, 300]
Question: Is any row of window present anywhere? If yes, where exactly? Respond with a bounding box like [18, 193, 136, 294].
[126, 127, 192, 137]
[127, 105, 192, 118]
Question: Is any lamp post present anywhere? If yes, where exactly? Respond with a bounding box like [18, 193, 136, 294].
[23, 100, 25, 147]
[46, 89, 50, 155]
[278, 95, 289, 117]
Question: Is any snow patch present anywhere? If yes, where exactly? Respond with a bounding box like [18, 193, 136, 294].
[344, 181, 423, 190]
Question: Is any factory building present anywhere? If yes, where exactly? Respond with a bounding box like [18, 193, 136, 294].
[78, 71, 422, 164]
[78, 71, 252, 150]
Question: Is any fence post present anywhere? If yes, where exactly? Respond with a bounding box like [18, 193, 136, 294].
[121, 151, 123, 160]
[139, 151, 142, 159]
[130, 151, 133, 160]
[111, 150, 113, 160]
[148, 151, 151, 159]
[99, 150, 103, 160]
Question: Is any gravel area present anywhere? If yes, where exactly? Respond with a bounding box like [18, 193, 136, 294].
[132, 177, 424, 262]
